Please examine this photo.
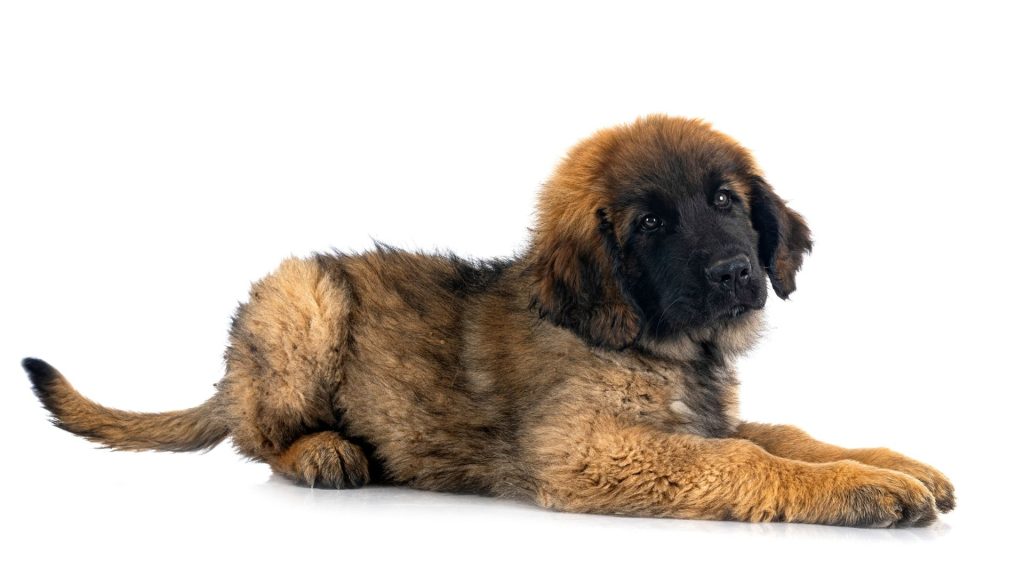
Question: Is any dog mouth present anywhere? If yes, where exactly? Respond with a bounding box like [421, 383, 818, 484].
[715, 304, 749, 321]
[714, 298, 765, 322]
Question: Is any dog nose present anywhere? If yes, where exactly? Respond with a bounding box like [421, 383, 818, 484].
[706, 255, 752, 292]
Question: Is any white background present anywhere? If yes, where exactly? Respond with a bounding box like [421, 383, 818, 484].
[1, 1, 1021, 574]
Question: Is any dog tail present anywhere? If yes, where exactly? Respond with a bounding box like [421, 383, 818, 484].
[23, 357, 230, 452]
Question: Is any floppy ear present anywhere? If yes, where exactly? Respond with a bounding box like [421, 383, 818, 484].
[748, 176, 813, 299]
[530, 208, 641, 349]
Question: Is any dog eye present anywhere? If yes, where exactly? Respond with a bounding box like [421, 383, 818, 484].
[640, 214, 663, 231]
[714, 190, 732, 209]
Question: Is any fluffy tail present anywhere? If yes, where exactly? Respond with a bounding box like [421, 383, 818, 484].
[23, 357, 229, 452]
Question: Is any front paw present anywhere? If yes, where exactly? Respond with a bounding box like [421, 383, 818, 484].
[853, 449, 956, 513]
[828, 463, 938, 528]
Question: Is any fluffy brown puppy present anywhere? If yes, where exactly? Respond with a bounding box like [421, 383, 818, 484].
[24, 115, 955, 527]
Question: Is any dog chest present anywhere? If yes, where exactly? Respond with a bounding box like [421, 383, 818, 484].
[591, 349, 740, 439]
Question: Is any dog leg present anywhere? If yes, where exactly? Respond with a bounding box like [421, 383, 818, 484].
[531, 418, 938, 527]
[734, 422, 955, 512]
[218, 258, 359, 484]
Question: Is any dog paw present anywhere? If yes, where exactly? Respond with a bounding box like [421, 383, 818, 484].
[837, 465, 938, 528]
[853, 449, 956, 513]
[273, 432, 370, 489]
[802, 461, 937, 528]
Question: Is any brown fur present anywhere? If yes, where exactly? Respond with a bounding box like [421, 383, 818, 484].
[25, 115, 954, 527]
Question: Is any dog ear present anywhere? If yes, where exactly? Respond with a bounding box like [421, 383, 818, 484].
[530, 208, 641, 349]
[748, 176, 813, 299]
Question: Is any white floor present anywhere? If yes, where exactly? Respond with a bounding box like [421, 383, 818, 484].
[2, 423, 1011, 576]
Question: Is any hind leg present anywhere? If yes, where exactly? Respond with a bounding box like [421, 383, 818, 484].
[220, 257, 364, 487]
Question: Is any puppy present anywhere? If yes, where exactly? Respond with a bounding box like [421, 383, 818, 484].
[24, 115, 954, 527]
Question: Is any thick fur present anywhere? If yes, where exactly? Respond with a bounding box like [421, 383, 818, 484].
[24, 115, 954, 526]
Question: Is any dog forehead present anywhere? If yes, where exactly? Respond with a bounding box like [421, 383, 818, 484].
[600, 118, 754, 199]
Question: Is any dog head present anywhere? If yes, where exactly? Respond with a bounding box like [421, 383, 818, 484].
[529, 115, 812, 350]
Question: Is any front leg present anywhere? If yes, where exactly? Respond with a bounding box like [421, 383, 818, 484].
[735, 422, 955, 512]
[529, 417, 938, 527]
